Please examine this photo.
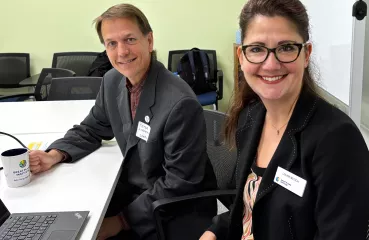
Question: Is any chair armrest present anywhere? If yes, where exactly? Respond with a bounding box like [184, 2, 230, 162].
[0, 84, 36, 88]
[0, 93, 35, 101]
[153, 189, 236, 210]
[153, 189, 236, 240]
[18, 83, 37, 87]
[217, 70, 223, 100]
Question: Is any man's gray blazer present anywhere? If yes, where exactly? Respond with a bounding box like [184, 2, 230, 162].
[48, 60, 217, 239]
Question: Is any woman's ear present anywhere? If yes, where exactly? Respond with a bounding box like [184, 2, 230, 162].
[237, 45, 244, 65]
[304, 43, 312, 68]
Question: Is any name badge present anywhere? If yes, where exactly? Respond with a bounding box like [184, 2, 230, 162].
[274, 167, 307, 197]
[136, 121, 151, 142]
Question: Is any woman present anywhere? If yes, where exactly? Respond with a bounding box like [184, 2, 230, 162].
[200, 0, 369, 239]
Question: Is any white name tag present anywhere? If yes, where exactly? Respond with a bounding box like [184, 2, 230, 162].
[274, 167, 307, 197]
[136, 121, 151, 142]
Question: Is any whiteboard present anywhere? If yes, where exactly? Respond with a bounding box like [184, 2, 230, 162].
[302, 0, 355, 105]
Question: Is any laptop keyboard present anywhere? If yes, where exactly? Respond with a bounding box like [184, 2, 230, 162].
[0, 215, 57, 240]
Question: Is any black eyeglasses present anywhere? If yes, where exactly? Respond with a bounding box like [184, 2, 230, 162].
[241, 43, 307, 64]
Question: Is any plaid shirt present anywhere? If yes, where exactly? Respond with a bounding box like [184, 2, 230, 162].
[126, 79, 145, 120]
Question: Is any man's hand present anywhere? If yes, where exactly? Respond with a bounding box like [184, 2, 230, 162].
[96, 215, 129, 240]
[29, 149, 63, 174]
[199, 231, 217, 240]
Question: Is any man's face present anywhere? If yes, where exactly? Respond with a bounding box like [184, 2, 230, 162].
[101, 17, 153, 84]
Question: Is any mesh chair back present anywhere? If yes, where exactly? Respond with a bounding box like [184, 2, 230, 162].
[52, 52, 99, 76]
[0, 53, 30, 88]
[204, 109, 236, 190]
[168, 50, 217, 80]
[47, 77, 102, 101]
[34, 68, 76, 101]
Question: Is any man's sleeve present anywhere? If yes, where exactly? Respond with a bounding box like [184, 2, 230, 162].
[312, 122, 369, 239]
[123, 97, 211, 239]
[47, 78, 114, 162]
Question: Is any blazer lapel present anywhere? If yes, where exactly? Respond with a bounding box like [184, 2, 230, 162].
[255, 90, 319, 203]
[124, 61, 160, 156]
[236, 102, 266, 189]
[229, 101, 265, 234]
[116, 76, 132, 141]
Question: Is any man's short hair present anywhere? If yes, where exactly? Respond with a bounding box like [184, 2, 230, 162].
[93, 3, 153, 44]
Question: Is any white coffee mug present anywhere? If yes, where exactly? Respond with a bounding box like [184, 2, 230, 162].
[1, 148, 31, 188]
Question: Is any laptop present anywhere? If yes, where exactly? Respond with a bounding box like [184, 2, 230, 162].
[0, 198, 89, 240]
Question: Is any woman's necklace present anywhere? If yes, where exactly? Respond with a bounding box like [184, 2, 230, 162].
[268, 96, 299, 135]
[270, 121, 289, 135]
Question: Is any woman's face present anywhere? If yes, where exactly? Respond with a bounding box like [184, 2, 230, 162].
[238, 15, 312, 102]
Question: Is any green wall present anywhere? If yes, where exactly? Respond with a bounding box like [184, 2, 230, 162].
[0, 0, 245, 112]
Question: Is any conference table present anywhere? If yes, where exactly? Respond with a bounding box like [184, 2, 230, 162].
[0, 100, 124, 240]
[0, 100, 95, 135]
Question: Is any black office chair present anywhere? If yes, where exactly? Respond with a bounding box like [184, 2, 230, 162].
[0, 68, 76, 102]
[168, 50, 223, 110]
[0, 53, 35, 88]
[47, 77, 102, 101]
[52, 52, 100, 76]
[152, 110, 237, 240]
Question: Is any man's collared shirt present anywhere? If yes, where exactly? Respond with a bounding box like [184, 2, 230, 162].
[126, 79, 145, 120]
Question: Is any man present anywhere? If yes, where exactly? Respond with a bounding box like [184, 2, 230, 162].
[29, 3, 216, 240]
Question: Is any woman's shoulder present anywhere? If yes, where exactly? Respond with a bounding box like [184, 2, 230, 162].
[304, 96, 364, 146]
[312, 97, 356, 130]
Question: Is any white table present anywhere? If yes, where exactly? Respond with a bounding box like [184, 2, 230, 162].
[0, 133, 123, 240]
[0, 100, 95, 134]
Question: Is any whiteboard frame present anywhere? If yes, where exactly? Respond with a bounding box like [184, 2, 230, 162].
[349, 14, 367, 127]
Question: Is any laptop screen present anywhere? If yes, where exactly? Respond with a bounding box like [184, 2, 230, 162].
[0, 199, 10, 226]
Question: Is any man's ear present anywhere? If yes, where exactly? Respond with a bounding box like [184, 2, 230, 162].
[147, 32, 154, 52]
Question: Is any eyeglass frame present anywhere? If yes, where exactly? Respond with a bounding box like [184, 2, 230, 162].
[241, 42, 308, 64]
